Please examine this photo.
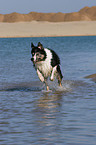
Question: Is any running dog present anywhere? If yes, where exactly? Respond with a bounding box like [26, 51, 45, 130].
[31, 42, 63, 91]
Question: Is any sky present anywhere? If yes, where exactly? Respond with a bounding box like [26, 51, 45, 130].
[0, 0, 96, 14]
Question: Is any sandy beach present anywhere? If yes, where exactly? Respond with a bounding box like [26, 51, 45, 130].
[85, 74, 96, 82]
[0, 21, 96, 38]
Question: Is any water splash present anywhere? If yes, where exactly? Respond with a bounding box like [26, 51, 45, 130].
[45, 79, 86, 93]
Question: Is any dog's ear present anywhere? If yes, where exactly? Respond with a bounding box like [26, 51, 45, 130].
[38, 42, 44, 50]
[31, 43, 34, 48]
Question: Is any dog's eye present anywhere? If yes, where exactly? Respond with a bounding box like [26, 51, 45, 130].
[36, 53, 39, 56]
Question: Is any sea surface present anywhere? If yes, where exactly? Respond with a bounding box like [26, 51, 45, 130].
[0, 36, 96, 145]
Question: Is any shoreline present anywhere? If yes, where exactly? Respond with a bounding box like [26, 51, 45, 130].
[0, 34, 96, 38]
[0, 21, 96, 38]
[0, 35, 96, 39]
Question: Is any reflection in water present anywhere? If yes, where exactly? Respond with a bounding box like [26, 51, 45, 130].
[33, 92, 65, 144]
[36, 93, 62, 120]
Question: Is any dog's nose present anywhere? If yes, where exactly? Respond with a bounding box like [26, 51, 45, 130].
[31, 58, 34, 61]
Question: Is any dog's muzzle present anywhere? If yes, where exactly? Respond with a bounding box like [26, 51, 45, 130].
[31, 57, 37, 64]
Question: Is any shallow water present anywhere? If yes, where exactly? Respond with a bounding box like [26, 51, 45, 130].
[0, 36, 96, 145]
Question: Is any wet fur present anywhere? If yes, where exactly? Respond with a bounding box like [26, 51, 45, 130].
[31, 42, 63, 91]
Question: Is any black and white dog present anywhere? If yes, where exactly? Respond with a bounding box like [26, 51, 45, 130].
[31, 42, 63, 91]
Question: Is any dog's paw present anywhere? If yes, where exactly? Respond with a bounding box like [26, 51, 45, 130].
[50, 78, 54, 81]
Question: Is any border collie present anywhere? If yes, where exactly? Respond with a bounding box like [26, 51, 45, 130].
[31, 42, 63, 91]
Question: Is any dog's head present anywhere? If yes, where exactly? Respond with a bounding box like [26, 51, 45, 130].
[31, 42, 46, 64]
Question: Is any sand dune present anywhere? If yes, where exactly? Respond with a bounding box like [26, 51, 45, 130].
[0, 6, 96, 22]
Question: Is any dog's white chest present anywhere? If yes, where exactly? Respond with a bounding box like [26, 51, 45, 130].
[36, 49, 52, 78]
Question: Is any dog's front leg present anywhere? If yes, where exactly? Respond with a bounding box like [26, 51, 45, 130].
[37, 69, 44, 82]
[37, 69, 49, 91]
[50, 66, 57, 81]
[44, 80, 49, 91]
